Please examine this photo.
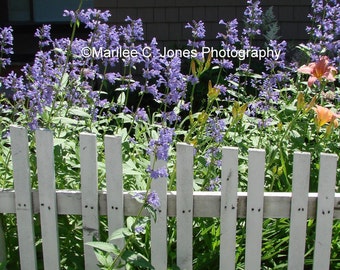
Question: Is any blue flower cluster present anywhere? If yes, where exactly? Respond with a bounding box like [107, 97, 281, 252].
[0, 1, 338, 144]
[0, 26, 13, 70]
[306, 0, 340, 66]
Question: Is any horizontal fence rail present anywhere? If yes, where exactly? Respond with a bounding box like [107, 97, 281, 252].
[0, 125, 339, 270]
[1, 190, 340, 218]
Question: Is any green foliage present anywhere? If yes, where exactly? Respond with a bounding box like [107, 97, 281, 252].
[1, 1, 340, 269]
[262, 6, 281, 42]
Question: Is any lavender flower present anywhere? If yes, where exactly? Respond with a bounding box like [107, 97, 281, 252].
[146, 166, 169, 179]
[105, 72, 121, 84]
[0, 26, 14, 69]
[305, 0, 340, 66]
[161, 110, 181, 125]
[264, 40, 287, 71]
[64, 9, 111, 29]
[163, 57, 187, 106]
[147, 191, 161, 210]
[34, 25, 52, 48]
[216, 19, 239, 51]
[206, 117, 226, 143]
[134, 224, 145, 234]
[120, 16, 144, 44]
[185, 20, 206, 55]
[242, 0, 262, 37]
[257, 118, 273, 129]
[142, 38, 164, 80]
[185, 20, 206, 40]
[258, 77, 279, 103]
[63, 10, 77, 23]
[207, 177, 221, 191]
[135, 107, 148, 122]
[204, 147, 221, 167]
[3, 71, 26, 98]
[147, 127, 175, 161]
[240, 0, 262, 53]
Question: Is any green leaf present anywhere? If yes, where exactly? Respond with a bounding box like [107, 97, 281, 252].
[94, 251, 110, 266]
[145, 204, 157, 223]
[60, 73, 69, 90]
[122, 250, 155, 269]
[68, 108, 91, 118]
[123, 160, 143, 176]
[108, 228, 133, 242]
[117, 92, 126, 105]
[0, 262, 7, 270]
[52, 116, 84, 125]
[86, 242, 120, 255]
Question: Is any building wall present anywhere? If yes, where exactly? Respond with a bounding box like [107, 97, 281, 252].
[94, 0, 311, 47]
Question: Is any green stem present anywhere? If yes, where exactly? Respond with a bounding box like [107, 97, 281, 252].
[46, 0, 84, 129]
[111, 157, 157, 267]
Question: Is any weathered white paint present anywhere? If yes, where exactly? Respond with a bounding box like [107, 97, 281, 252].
[80, 132, 99, 270]
[245, 149, 265, 270]
[288, 152, 311, 270]
[313, 153, 338, 270]
[176, 143, 194, 270]
[219, 147, 238, 270]
[36, 129, 60, 270]
[10, 125, 37, 270]
[104, 135, 124, 249]
[1, 190, 340, 218]
[150, 157, 168, 269]
[1, 126, 339, 270]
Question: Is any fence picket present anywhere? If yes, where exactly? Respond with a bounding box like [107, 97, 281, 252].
[313, 153, 338, 270]
[220, 147, 238, 270]
[245, 149, 265, 270]
[80, 133, 99, 270]
[36, 129, 60, 269]
[288, 152, 311, 270]
[104, 135, 124, 249]
[10, 125, 37, 270]
[176, 143, 194, 270]
[151, 157, 168, 269]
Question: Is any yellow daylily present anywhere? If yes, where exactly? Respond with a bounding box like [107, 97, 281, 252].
[207, 80, 220, 100]
[232, 101, 248, 122]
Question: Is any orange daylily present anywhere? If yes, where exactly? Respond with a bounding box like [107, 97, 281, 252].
[313, 105, 340, 129]
[298, 56, 337, 87]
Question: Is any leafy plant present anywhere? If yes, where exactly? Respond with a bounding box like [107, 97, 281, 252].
[0, 0, 339, 269]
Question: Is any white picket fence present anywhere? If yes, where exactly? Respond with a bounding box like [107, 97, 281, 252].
[0, 125, 340, 270]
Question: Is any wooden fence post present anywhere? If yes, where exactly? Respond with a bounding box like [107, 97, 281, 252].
[288, 152, 311, 270]
[151, 157, 168, 269]
[313, 153, 338, 270]
[36, 129, 60, 269]
[10, 125, 37, 270]
[176, 143, 194, 270]
[104, 135, 124, 249]
[220, 147, 238, 270]
[245, 149, 265, 270]
[80, 133, 99, 270]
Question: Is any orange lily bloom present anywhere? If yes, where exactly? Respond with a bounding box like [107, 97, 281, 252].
[298, 56, 337, 87]
[313, 105, 340, 129]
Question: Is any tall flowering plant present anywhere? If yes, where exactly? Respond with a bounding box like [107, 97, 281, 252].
[0, 0, 339, 268]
